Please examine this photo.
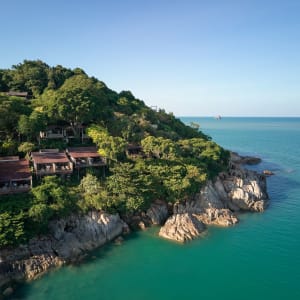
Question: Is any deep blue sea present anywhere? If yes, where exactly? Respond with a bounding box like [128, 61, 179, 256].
[12, 117, 300, 300]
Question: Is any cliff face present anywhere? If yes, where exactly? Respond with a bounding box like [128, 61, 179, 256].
[0, 212, 127, 290]
[159, 156, 269, 242]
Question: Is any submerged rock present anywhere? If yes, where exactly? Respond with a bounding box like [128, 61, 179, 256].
[263, 170, 275, 176]
[114, 236, 124, 245]
[2, 286, 13, 297]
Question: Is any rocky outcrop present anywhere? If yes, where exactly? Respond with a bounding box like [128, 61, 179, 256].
[230, 151, 262, 165]
[159, 213, 206, 242]
[196, 208, 239, 226]
[146, 200, 168, 225]
[159, 154, 269, 242]
[48, 211, 127, 258]
[223, 165, 268, 212]
[122, 200, 169, 230]
[0, 211, 127, 291]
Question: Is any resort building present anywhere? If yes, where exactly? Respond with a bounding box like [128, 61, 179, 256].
[78, 125, 90, 142]
[66, 147, 106, 177]
[31, 149, 73, 178]
[39, 125, 65, 139]
[40, 125, 90, 142]
[66, 147, 106, 168]
[0, 156, 32, 195]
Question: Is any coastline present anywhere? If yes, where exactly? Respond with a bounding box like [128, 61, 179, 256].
[0, 152, 269, 297]
[158, 152, 268, 242]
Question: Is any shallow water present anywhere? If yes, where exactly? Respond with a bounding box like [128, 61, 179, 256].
[12, 117, 300, 300]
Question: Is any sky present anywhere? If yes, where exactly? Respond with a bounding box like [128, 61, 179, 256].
[1, 0, 300, 116]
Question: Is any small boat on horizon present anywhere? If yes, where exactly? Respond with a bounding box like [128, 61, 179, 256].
[214, 115, 222, 120]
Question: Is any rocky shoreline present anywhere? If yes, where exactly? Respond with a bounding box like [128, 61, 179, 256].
[0, 153, 269, 297]
[0, 211, 128, 296]
[159, 154, 268, 242]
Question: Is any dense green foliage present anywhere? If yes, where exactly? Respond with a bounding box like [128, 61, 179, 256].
[0, 60, 207, 147]
[0, 60, 229, 248]
[0, 177, 77, 247]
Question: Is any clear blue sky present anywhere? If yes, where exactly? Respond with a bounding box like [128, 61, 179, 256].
[1, 0, 299, 116]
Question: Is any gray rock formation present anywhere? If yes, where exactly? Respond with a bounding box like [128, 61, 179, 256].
[159, 155, 269, 242]
[230, 152, 262, 165]
[146, 200, 168, 225]
[123, 200, 169, 230]
[48, 211, 127, 258]
[223, 165, 268, 212]
[0, 211, 127, 290]
[159, 213, 206, 243]
[196, 208, 239, 226]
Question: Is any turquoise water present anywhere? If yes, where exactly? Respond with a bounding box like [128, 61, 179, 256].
[12, 117, 300, 300]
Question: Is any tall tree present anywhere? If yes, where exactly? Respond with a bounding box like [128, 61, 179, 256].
[18, 111, 47, 142]
[45, 74, 111, 134]
[141, 136, 181, 159]
[0, 95, 31, 134]
[0, 69, 11, 91]
[87, 125, 126, 162]
[47, 65, 74, 90]
[9, 60, 49, 96]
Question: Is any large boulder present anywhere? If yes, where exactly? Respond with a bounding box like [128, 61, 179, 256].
[159, 213, 206, 243]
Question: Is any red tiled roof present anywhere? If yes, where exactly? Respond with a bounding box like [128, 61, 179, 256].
[67, 147, 101, 159]
[31, 152, 70, 164]
[0, 159, 31, 181]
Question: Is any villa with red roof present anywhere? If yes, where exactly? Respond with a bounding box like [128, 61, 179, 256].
[0, 156, 32, 195]
[66, 147, 106, 168]
[31, 149, 73, 177]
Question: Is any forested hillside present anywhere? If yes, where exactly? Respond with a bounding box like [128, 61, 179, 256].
[0, 60, 229, 248]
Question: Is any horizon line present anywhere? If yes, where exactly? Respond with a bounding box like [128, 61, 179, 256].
[177, 115, 300, 118]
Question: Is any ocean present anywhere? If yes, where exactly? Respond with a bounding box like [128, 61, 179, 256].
[11, 117, 300, 300]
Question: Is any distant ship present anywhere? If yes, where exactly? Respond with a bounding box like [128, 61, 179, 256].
[214, 115, 222, 120]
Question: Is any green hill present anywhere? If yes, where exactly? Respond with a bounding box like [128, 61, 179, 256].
[0, 60, 229, 248]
